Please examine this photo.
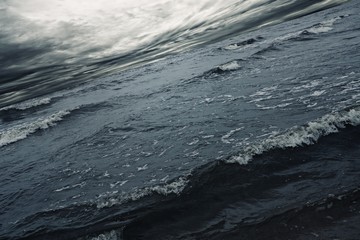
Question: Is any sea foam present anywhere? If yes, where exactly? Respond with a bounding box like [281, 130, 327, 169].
[96, 176, 189, 208]
[0, 109, 73, 147]
[0, 98, 51, 111]
[228, 108, 360, 164]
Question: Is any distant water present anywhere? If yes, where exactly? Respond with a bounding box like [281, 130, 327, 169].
[1, 0, 360, 239]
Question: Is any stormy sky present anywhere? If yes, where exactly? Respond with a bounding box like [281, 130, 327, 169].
[0, 0, 349, 107]
[0, 0, 243, 70]
[0, 0, 348, 71]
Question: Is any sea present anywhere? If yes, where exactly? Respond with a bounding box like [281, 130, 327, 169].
[0, 0, 360, 239]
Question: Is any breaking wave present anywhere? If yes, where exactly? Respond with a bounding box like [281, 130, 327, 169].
[228, 107, 360, 164]
[96, 176, 189, 208]
[0, 97, 51, 111]
[0, 109, 74, 147]
[203, 59, 245, 77]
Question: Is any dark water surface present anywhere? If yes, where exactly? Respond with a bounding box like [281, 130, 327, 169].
[1, 0, 360, 239]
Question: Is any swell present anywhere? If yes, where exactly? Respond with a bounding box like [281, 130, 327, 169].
[6, 107, 360, 239]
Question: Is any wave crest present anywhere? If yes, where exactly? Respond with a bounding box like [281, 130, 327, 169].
[96, 176, 189, 209]
[228, 108, 360, 164]
[0, 109, 73, 147]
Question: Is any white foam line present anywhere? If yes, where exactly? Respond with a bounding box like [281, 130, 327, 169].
[96, 176, 189, 208]
[0, 109, 73, 147]
[228, 108, 360, 164]
[0, 98, 51, 111]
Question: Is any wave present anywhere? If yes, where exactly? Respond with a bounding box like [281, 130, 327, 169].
[5, 107, 360, 240]
[95, 107, 360, 208]
[96, 176, 189, 208]
[0, 97, 51, 112]
[0, 101, 113, 146]
[202, 59, 245, 77]
[228, 107, 360, 164]
[1, 176, 189, 239]
[0, 109, 74, 147]
[93, 123, 360, 239]
[117, 124, 360, 240]
[223, 36, 264, 50]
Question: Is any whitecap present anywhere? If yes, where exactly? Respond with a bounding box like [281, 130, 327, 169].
[0, 109, 74, 147]
[218, 61, 242, 71]
[0, 97, 51, 111]
[96, 176, 189, 208]
[227, 108, 360, 164]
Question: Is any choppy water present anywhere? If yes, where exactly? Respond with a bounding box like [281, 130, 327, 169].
[1, 0, 360, 239]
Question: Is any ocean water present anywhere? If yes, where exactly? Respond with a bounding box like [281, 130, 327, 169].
[0, 0, 360, 239]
